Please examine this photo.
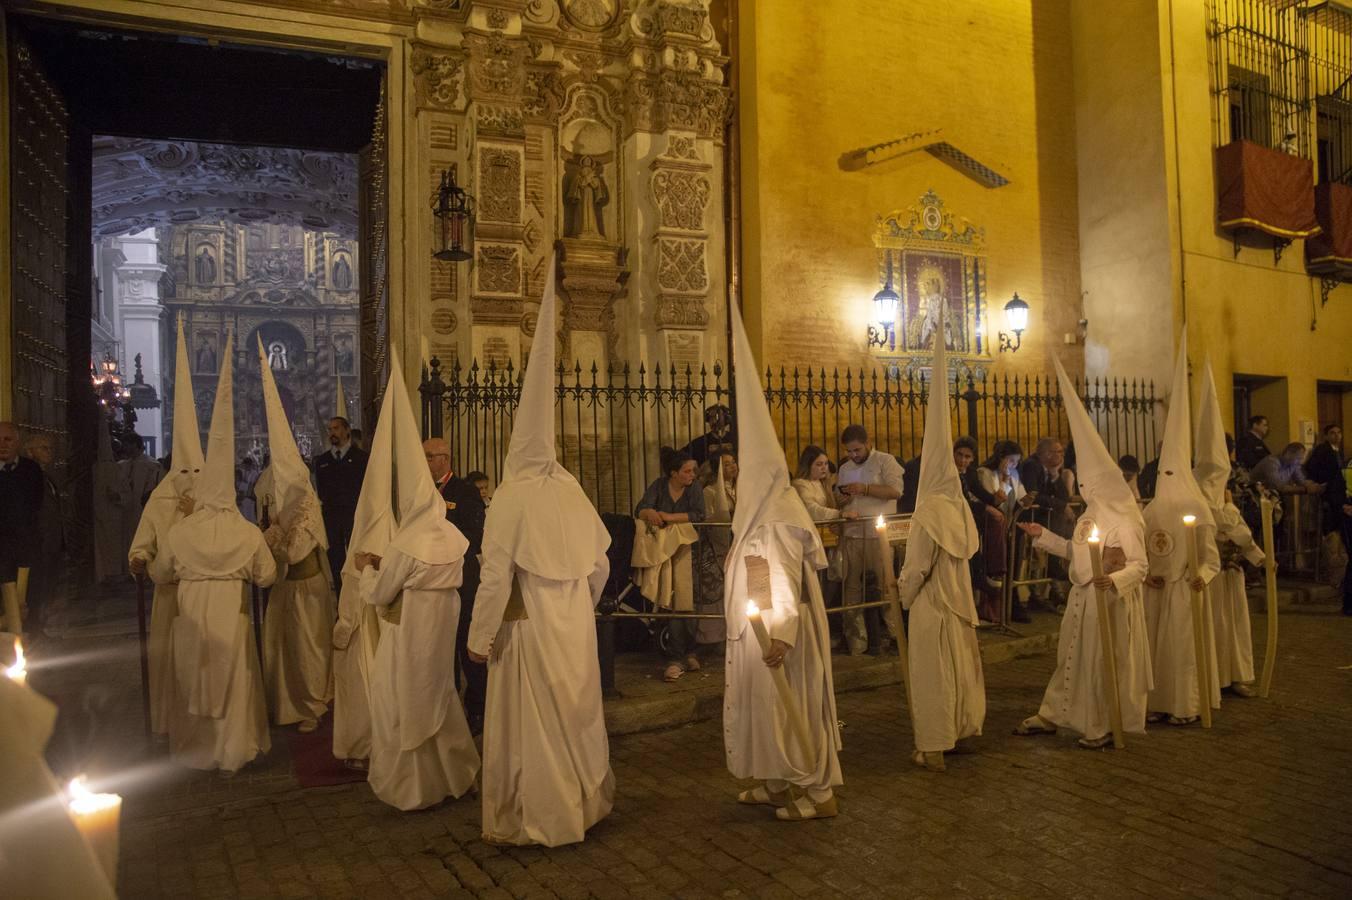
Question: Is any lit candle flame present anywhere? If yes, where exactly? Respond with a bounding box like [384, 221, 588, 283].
[745, 600, 760, 617]
[1087, 525, 1100, 544]
[1182, 514, 1197, 526]
[875, 514, 886, 530]
[5, 639, 25, 683]
[67, 776, 120, 814]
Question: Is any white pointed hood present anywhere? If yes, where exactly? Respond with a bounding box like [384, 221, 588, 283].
[141, 317, 204, 525]
[1193, 355, 1230, 512]
[912, 304, 980, 559]
[168, 332, 259, 575]
[483, 256, 610, 579]
[724, 300, 827, 635]
[1145, 332, 1214, 528]
[258, 335, 326, 549]
[383, 346, 467, 565]
[340, 364, 395, 581]
[1053, 356, 1144, 538]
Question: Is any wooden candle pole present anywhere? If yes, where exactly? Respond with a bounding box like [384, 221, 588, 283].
[1183, 515, 1212, 728]
[1087, 528, 1125, 749]
[875, 516, 913, 724]
[1260, 498, 1279, 698]
[744, 557, 817, 763]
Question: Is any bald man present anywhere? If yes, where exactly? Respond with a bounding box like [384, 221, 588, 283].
[425, 438, 488, 732]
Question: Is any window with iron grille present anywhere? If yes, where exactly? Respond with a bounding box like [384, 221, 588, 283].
[1208, 0, 1312, 157]
[1307, 2, 1352, 182]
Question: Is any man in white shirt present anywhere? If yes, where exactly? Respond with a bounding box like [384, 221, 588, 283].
[835, 425, 904, 655]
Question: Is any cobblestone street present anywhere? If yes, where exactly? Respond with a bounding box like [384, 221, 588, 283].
[26, 604, 1340, 899]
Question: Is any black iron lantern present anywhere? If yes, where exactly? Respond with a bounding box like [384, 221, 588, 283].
[431, 165, 475, 262]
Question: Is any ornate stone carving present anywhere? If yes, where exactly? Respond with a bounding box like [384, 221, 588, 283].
[654, 294, 709, 328]
[478, 148, 523, 224]
[522, 67, 566, 121]
[561, 0, 619, 32]
[559, 238, 628, 357]
[475, 104, 526, 139]
[651, 2, 707, 39]
[625, 70, 729, 142]
[486, 8, 509, 29]
[651, 170, 709, 232]
[477, 244, 522, 294]
[657, 238, 707, 293]
[463, 32, 530, 101]
[414, 0, 462, 11]
[410, 48, 464, 111]
[664, 135, 699, 161]
[430, 308, 458, 334]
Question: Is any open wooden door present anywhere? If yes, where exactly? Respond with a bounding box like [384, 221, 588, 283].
[358, 73, 389, 429]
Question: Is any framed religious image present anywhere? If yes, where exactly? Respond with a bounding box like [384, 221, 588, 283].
[192, 241, 218, 285]
[193, 331, 219, 374]
[332, 333, 356, 375]
[902, 253, 969, 353]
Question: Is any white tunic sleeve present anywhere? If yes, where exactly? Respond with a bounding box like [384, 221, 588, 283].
[1033, 529, 1071, 560]
[1106, 526, 1148, 596]
[360, 549, 419, 609]
[896, 527, 939, 611]
[763, 528, 804, 648]
[468, 547, 514, 657]
[250, 534, 278, 589]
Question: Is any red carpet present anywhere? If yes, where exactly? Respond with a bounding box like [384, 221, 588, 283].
[289, 715, 367, 788]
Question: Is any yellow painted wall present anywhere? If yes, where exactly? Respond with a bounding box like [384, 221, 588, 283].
[739, 0, 1085, 376]
[1164, 1, 1352, 445]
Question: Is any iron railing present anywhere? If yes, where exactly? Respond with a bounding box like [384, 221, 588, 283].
[419, 357, 1161, 517]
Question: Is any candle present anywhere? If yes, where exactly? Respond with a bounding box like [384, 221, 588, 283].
[1181, 514, 1212, 728]
[67, 776, 122, 884]
[5, 637, 26, 687]
[1086, 525, 1125, 749]
[1259, 498, 1279, 698]
[744, 601, 816, 762]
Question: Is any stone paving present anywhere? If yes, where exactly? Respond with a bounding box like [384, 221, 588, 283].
[23, 585, 1352, 898]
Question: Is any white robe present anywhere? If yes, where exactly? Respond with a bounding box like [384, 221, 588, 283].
[469, 546, 614, 847]
[723, 524, 842, 794]
[896, 527, 986, 753]
[331, 576, 377, 761]
[0, 678, 116, 900]
[1212, 505, 1264, 687]
[1033, 527, 1151, 739]
[128, 499, 185, 735]
[1144, 533, 1221, 718]
[263, 530, 334, 725]
[150, 532, 276, 773]
[360, 548, 479, 811]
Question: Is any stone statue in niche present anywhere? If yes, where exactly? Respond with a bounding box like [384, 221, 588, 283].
[332, 255, 352, 291]
[194, 244, 217, 284]
[195, 334, 218, 373]
[564, 155, 610, 239]
[267, 341, 288, 371]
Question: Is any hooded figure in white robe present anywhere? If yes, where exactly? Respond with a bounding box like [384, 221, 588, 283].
[129, 316, 203, 736]
[258, 337, 334, 731]
[330, 377, 394, 766]
[1196, 356, 1263, 694]
[356, 348, 479, 811]
[895, 306, 986, 769]
[1143, 335, 1221, 723]
[722, 303, 843, 821]
[151, 333, 276, 773]
[1016, 358, 1150, 749]
[467, 260, 614, 847]
[0, 675, 117, 899]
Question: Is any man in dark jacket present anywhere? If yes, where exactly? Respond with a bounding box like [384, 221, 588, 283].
[1236, 415, 1273, 470]
[424, 437, 488, 732]
[0, 422, 44, 634]
[312, 417, 369, 591]
[1020, 437, 1074, 608]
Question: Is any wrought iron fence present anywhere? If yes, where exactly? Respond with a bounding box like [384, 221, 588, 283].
[419, 357, 1161, 516]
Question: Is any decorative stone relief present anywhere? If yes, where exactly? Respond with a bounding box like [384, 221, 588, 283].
[475, 104, 526, 139]
[463, 32, 530, 101]
[478, 148, 523, 224]
[411, 48, 465, 111]
[431, 308, 458, 334]
[657, 238, 707, 293]
[477, 244, 522, 295]
[654, 294, 709, 328]
[626, 70, 729, 142]
[561, 0, 619, 32]
[651, 169, 709, 232]
[522, 67, 566, 121]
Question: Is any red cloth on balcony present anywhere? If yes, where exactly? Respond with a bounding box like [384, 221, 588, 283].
[1215, 140, 1320, 240]
[1306, 181, 1352, 269]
